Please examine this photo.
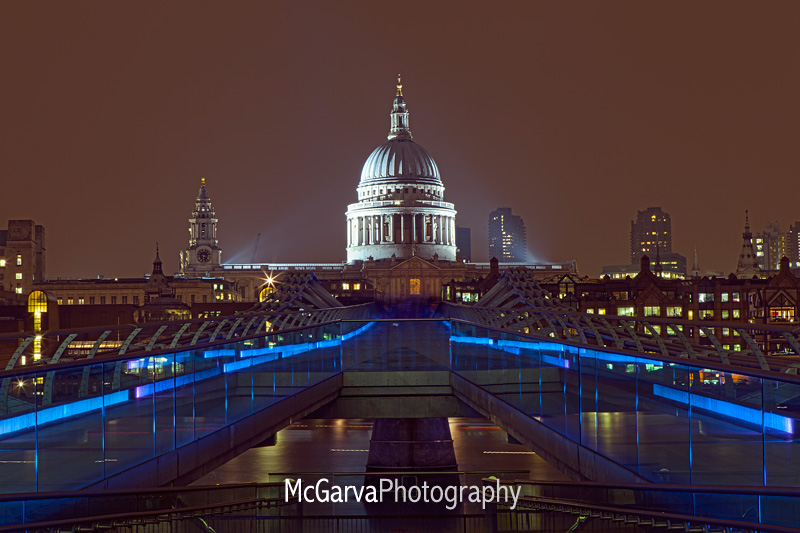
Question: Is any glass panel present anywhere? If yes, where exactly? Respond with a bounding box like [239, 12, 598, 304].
[637, 360, 691, 483]
[764, 379, 800, 487]
[0, 371, 39, 494]
[154, 352, 176, 457]
[39, 365, 104, 491]
[174, 350, 195, 448]
[689, 370, 763, 485]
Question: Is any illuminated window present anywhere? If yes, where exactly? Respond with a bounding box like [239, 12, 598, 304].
[597, 308, 606, 315]
[732, 292, 741, 302]
[722, 310, 729, 319]
[15, 287, 22, 294]
[410, 278, 421, 296]
[16, 254, 22, 266]
[78, 297, 85, 305]
[732, 309, 741, 319]
[0, 259, 5, 267]
[15, 273, 22, 279]
[27, 291, 47, 313]
[698, 293, 714, 303]
[67, 297, 74, 305]
[342, 283, 350, 290]
[57, 298, 63, 305]
[722, 328, 730, 336]
[666, 306, 682, 317]
[644, 306, 660, 317]
[688, 310, 694, 320]
[721, 293, 729, 302]
[770, 307, 795, 322]
[699, 310, 714, 319]
[586, 308, 594, 314]
[617, 307, 634, 316]
[353, 283, 361, 290]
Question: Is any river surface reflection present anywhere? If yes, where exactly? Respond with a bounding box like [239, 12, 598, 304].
[193, 416, 568, 485]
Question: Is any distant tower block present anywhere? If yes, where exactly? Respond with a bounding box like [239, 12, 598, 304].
[346, 76, 457, 262]
[488, 208, 526, 262]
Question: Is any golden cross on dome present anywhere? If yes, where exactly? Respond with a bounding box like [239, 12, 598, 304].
[396, 74, 403, 96]
[201, 177, 206, 187]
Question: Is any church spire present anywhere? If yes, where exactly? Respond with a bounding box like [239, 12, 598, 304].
[388, 74, 412, 140]
[736, 210, 761, 278]
[691, 246, 701, 278]
[152, 243, 163, 276]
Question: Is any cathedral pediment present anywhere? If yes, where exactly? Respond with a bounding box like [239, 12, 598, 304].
[390, 256, 438, 271]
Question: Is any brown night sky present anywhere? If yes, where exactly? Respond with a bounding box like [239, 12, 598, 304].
[2, 2, 799, 279]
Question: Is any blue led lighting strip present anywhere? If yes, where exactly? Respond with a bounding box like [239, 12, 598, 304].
[0, 391, 129, 435]
[451, 334, 796, 435]
[0, 322, 379, 436]
[653, 384, 794, 434]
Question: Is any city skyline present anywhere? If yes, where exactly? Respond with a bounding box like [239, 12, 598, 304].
[3, 3, 800, 279]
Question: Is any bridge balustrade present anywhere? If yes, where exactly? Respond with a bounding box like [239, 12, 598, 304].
[1, 316, 800, 527]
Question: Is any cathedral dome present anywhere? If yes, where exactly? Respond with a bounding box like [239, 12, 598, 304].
[359, 138, 441, 187]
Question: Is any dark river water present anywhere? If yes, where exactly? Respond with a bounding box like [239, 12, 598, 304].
[193, 416, 567, 484]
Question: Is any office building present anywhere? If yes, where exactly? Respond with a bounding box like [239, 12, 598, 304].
[488, 208, 526, 262]
[0, 220, 45, 296]
[456, 226, 472, 262]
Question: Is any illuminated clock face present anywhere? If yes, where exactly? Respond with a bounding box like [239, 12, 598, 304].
[197, 249, 211, 263]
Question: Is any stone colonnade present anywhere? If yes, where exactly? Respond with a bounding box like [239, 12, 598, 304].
[347, 213, 456, 247]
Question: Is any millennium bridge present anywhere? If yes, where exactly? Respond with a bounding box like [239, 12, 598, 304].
[1, 272, 800, 532]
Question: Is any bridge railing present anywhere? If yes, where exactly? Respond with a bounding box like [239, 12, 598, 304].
[0, 317, 350, 494]
[449, 318, 800, 493]
[499, 478, 800, 532]
[439, 301, 800, 373]
[0, 303, 378, 371]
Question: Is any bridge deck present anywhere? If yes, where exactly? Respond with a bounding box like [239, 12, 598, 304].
[1, 319, 798, 503]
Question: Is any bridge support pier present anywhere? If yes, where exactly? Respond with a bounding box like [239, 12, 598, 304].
[366, 417, 458, 474]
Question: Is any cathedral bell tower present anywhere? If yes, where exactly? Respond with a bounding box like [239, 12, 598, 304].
[181, 178, 221, 275]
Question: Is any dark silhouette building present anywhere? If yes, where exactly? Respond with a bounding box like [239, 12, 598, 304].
[488, 208, 526, 262]
[456, 226, 471, 262]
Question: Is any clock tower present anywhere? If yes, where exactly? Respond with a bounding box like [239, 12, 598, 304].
[181, 177, 222, 275]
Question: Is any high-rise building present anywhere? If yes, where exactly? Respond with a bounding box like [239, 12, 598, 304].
[456, 226, 471, 262]
[0, 220, 45, 295]
[601, 206, 686, 279]
[754, 221, 785, 271]
[488, 208, 526, 262]
[787, 222, 800, 268]
[630, 207, 672, 264]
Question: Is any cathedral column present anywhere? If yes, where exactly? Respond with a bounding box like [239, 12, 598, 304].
[400, 214, 405, 243]
[389, 214, 394, 243]
[412, 214, 416, 244]
[451, 217, 455, 246]
[347, 218, 351, 246]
